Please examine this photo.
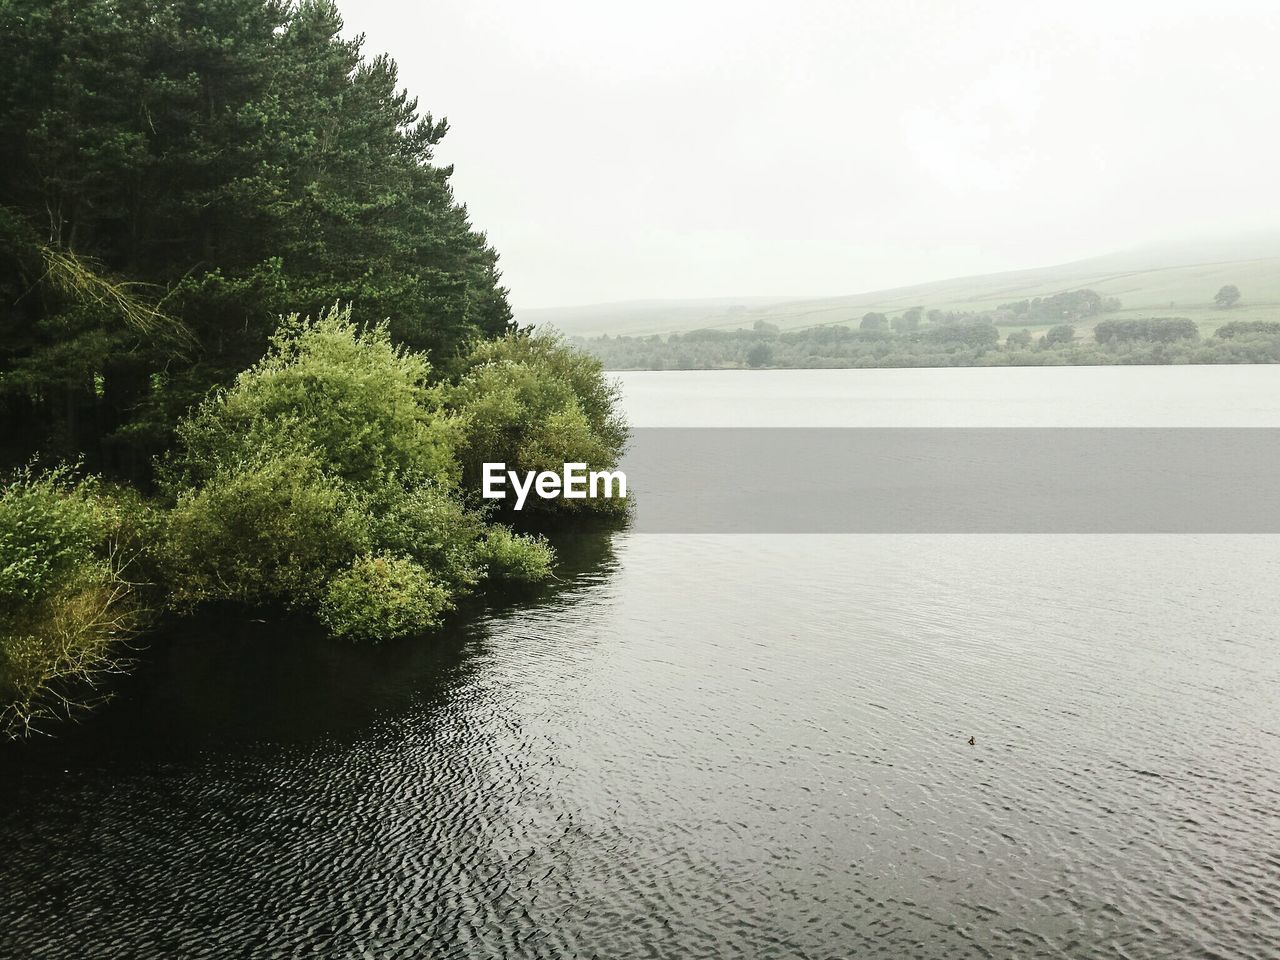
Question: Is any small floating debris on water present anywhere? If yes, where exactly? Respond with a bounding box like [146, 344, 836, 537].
[968, 736, 976, 746]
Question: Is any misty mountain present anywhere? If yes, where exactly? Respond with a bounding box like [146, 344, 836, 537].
[521, 233, 1280, 337]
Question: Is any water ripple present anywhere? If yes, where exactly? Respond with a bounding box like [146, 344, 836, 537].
[2, 535, 1279, 959]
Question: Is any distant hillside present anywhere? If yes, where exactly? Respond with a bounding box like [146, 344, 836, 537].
[521, 236, 1280, 339]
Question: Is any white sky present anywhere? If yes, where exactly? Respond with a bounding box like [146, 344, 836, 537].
[343, 0, 1280, 309]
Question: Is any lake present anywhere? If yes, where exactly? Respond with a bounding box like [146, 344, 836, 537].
[2, 366, 1279, 959]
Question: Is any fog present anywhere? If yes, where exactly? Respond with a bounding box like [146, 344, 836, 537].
[342, 0, 1280, 309]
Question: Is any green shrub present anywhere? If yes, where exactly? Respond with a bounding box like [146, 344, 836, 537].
[0, 467, 147, 738]
[478, 526, 555, 582]
[363, 479, 486, 593]
[158, 308, 563, 637]
[161, 447, 372, 608]
[95, 482, 167, 596]
[163, 305, 460, 493]
[454, 329, 627, 444]
[318, 555, 452, 642]
[446, 330, 629, 516]
[0, 465, 105, 604]
[0, 311, 637, 735]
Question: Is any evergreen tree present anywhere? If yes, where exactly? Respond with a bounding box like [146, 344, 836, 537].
[0, 0, 512, 474]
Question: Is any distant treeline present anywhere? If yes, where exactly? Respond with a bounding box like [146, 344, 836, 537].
[852, 287, 1122, 335]
[998, 289, 1121, 323]
[574, 317, 1280, 369]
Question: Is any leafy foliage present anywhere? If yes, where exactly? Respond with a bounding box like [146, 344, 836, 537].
[164, 307, 458, 490]
[0, 0, 511, 474]
[0, 466, 106, 605]
[445, 331, 629, 516]
[0, 3, 633, 737]
[1214, 285, 1242, 308]
[1, 309, 633, 734]
[1043, 324, 1076, 347]
[1215, 320, 1280, 339]
[1005, 329, 1033, 349]
[478, 527, 555, 583]
[318, 555, 452, 643]
[159, 308, 562, 633]
[575, 313, 1280, 369]
[1094, 318, 1198, 344]
[999, 289, 1121, 322]
[0, 467, 148, 737]
[161, 446, 373, 608]
[746, 342, 774, 367]
[922, 320, 1000, 349]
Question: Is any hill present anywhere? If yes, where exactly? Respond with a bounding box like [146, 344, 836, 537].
[520, 236, 1280, 339]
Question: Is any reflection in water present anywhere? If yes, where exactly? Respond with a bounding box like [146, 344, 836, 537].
[3, 531, 1280, 959]
[0, 530, 620, 755]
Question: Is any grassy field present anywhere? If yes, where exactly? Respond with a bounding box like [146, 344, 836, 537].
[522, 240, 1280, 339]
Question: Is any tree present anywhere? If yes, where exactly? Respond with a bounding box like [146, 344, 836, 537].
[1214, 285, 1241, 308]
[1216, 320, 1280, 338]
[922, 319, 999, 350]
[1095, 318, 1198, 344]
[746, 342, 774, 367]
[162, 307, 458, 493]
[1043, 324, 1076, 346]
[0, 0, 512, 476]
[1006, 329, 1033, 349]
[892, 307, 922, 333]
[998, 290, 1115, 322]
[859, 312, 888, 332]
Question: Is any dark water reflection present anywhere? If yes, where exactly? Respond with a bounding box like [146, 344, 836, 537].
[4, 531, 1280, 959]
[2, 532, 618, 757]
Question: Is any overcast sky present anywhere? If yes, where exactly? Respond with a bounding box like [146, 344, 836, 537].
[343, 0, 1280, 309]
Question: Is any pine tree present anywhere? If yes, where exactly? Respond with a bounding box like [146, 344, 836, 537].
[0, 0, 512, 474]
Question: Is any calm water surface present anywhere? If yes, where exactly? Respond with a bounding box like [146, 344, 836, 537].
[3, 366, 1279, 959]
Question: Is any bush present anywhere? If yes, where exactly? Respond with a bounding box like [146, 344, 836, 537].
[0, 467, 147, 737]
[163, 306, 460, 492]
[0, 466, 104, 604]
[446, 330, 629, 516]
[1043, 324, 1076, 347]
[158, 307, 561, 636]
[161, 447, 372, 608]
[478, 526, 555, 582]
[2, 311, 636, 734]
[363, 478, 487, 593]
[318, 555, 451, 642]
[1215, 320, 1280, 339]
[1095, 318, 1198, 344]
